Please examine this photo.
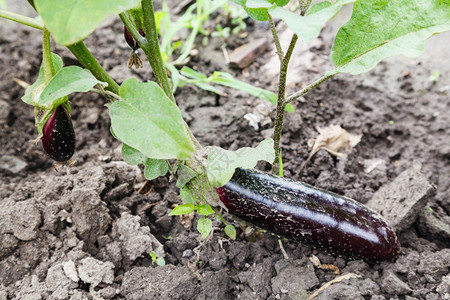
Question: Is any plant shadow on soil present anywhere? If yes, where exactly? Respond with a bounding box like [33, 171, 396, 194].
[0, 1, 449, 299]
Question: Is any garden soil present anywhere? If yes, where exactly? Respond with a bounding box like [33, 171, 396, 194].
[1, 1, 449, 299]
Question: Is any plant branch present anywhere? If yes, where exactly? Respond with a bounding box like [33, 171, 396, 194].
[286, 73, 335, 103]
[140, 0, 176, 103]
[67, 42, 120, 94]
[42, 28, 54, 83]
[119, 13, 147, 47]
[0, 9, 43, 30]
[272, 33, 298, 172]
[268, 14, 283, 61]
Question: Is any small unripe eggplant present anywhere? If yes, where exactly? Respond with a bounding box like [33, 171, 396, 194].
[124, 26, 145, 50]
[217, 168, 401, 262]
[41, 105, 75, 162]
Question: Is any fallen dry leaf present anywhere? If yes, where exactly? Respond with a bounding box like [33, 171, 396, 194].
[308, 125, 362, 157]
[299, 125, 362, 174]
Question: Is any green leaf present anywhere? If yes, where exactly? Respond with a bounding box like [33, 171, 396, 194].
[246, 0, 272, 8]
[206, 138, 275, 187]
[34, 0, 141, 45]
[169, 204, 195, 216]
[180, 66, 207, 80]
[307, 1, 332, 15]
[331, 0, 450, 75]
[122, 143, 146, 165]
[122, 144, 168, 180]
[210, 72, 294, 112]
[269, 0, 290, 6]
[269, 0, 355, 44]
[176, 164, 198, 189]
[195, 204, 215, 216]
[156, 257, 166, 266]
[37, 66, 106, 108]
[197, 217, 212, 239]
[109, 78, 195, 160]
[144, 159, 169, 181]
[224, 224, 237, 240]
[22, 53, 63, 105]
[230, 0, 269, 21]
[180, 186, 196, 204]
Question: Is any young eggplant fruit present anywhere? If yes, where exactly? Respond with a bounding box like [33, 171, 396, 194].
[216, 168, 401, 262]
[41, 105, 75, 162]
[123, 26, 145, 50]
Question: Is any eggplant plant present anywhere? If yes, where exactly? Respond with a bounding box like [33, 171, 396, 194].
[1, 0, 448, 261]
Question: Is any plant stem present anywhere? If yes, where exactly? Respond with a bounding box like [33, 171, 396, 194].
[124, 1, 201, 151]
[272, 34, 298, 172]
[268, 14, 283, 60]
[67, 42, 120, 94]
[285, 73, 335, 103]
[42, 28, 54, 83]
[140, 0, 176, 103]
[0, 9, 43, 30]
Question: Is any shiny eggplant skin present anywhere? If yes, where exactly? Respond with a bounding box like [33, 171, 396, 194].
[41, 105, 75, 162]
[216, 168, 401, 262]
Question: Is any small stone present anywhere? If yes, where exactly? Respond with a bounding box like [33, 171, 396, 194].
[436, 274, 450, 298]
[417, 207, 450, 245]
[77, 257, 114, 287]
[0, 155, 28, 175]
[0, 99, 11, 125]
[271, 258, 319, 297]
[62, 260, 79, 282]
[367, 161, 436, 231]
[182, 249, 194, 258]
[381, 270, 412, 295]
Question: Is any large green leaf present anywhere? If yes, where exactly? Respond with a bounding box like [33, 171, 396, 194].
[268, 0, 355, 44]
[37, 66, 106, 108]
[330, 0, 450, 75]
[230, 0, 270, 21]
[22, 53, 63, 105]
[206, 138, 275, 187]
[34, 0, 141, 45]
[109, 78, 195, 160]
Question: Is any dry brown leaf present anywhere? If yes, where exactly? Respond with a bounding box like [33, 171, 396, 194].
[299, 125, 362, 174]
[309, 125, 362, 157]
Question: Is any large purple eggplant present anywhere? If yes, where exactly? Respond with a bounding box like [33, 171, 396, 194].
[216, 168, 400, 262]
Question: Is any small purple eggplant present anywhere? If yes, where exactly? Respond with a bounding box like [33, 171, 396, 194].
[217, 168, 401, 262]
[41, 105, 75, 162]
[124, 26, 145, 50]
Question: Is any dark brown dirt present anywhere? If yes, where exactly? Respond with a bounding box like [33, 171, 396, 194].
[1, 1, 449, 299]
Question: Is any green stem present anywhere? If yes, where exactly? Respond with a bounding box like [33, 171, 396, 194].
[285, 73, 335, 103]
[0, 9, 43, 30]
[42, 28, 54, 83]
[140, 0, 175, 103]
[268, 14, 283, 60]
[67, 42, 120, 94]
[272, 34, 298, 172]
[124, 1, 201, 150]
